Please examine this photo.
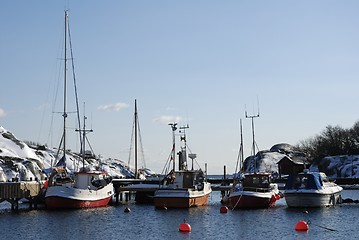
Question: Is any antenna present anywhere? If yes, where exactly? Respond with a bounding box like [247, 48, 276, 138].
[169, 122, 178, 171]
[245, 98, 260, 172]
[75, 102, 94, 171]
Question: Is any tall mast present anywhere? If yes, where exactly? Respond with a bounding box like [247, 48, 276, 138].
[134, 99, 138, 179]
[239, 118, 244, 171]
[62, 10, 68, 158]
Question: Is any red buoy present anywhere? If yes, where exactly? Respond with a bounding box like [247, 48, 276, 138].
[179, 223, 191, 232]
[220, 206, 228, 213]
[295, 221, 309, 231]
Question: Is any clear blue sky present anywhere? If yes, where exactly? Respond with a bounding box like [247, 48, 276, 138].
[1, 1, 359, 174]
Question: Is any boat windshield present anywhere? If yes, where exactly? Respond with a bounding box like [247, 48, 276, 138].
[243, 174, 270, 189]
[285, 173, 322, 190]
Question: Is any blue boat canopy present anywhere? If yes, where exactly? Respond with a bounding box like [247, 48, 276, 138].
[285, 172, 326, 190]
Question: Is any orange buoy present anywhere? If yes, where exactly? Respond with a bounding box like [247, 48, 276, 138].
[220, 206, 228, 213]
[295, 220, 309, 231]
[179, 222, 191, 232]
[124, 207, 131, 213]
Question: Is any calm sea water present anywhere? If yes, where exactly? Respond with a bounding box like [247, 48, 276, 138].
[1, 190, 359, 240]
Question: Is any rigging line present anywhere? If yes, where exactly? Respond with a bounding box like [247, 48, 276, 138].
[46, 18, 66, 147]
[160, 151, 174, 176]
[67, 13, 83, 153]
[85, 135, 95, 157]
[128, 112, 135, 168]
[234, 119, 243, 176]
[54, 133, 64, 167]
[47, 59, 63, 147]
[136, 116, 146, 169]
[234, 147, 241, 183]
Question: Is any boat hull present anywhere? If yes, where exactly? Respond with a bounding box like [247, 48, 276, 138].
[45, 196, 112, 209]
[154, 191, 210, 208]
[154, 184, 211, 208]
[45, 184, 113, 209]
[229, 191, 277, 209]
[284, 190, 342, 208]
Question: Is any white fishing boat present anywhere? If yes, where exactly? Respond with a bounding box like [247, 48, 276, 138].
[229, 172, 280, 209]
[45, 10, 113, 209]
[45, 168, 113, 209]
[153, 123, 211, 208]
[228, 118, 281, 209]
[284, 171, 343, 208]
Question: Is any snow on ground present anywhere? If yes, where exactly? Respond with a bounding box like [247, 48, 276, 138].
[2, 126, 359, 182]
[310, 155, 359, 178]
[0, 126, 151, 182]
[242, 143, 359, 179]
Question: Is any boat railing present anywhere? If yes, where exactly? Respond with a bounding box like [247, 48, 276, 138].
[243, 186, 271, 193]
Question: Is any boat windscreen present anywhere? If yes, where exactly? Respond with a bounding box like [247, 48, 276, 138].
[285, 173, 322, 190]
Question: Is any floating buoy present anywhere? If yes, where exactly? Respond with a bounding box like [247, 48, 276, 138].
[220, 206, 228, 213]
[43, 180, 49, 188]
[295, 220, 309, 231]
[179, 221, 191, 232]
[124, 207, 131, 213]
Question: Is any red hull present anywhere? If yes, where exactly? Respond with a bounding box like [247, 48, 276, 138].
[45, 196, 112, 209]
[154, 194, 210, 208]
[229, 195, 276, 209]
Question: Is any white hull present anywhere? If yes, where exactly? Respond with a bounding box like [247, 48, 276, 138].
[229, 185, 279, 209]
[45, 183, 113, 208]
[45, 170, 114, 209]
[285, 187, 342, 208]
[45, 183, 113, 201]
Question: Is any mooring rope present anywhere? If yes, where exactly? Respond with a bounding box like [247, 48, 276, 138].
[307, 220, 337, 232]
[232, 193, 243, 210]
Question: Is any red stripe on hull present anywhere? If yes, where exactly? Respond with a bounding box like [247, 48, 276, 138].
[154, 194, 210, 208]
[229, 195, 275, 209]
[45, 196, 112, 209]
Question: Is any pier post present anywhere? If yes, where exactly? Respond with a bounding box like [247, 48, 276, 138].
[221, 165, 227, 198]
[114, 187, 119, 204]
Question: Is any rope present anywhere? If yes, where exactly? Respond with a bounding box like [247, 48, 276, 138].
[232, 193, 243, 210]
[307, 220, 337, 232]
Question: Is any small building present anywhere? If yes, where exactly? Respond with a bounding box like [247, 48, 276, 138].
[277, 156, 308, 178]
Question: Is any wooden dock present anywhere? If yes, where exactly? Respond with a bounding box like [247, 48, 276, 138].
[111, 178, 233, 204]
[0, 181, 44, 210]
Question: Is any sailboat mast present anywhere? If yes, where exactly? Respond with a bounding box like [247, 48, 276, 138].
[62, 10, 68, 158]
[134, 99, 138, 179]
[240, 119, 244, 171]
